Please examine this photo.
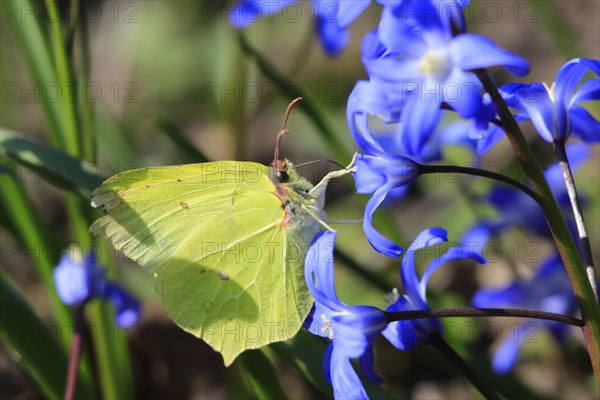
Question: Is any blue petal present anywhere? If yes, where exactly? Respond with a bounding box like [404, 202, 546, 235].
[316, 14, 350, 56]
[571, 78, 600, 104]
[516, 83, 556, 142]
[554, 58, 600, 111]
[378, 5, 427, 56]
[359, 346, 383, 383]
[362, 185, 404, 257]
[401, 227, 447, 304]
[406, 0, 450, 39]
[570, 106, 600, 143]
[499, 83, 530, 113]
[382, 296, 419, 351]
[350, 80, 403, 120]
[450, 34, 530, 76]
[353, 153, 418, 194]
[474, 124, 505, 154]
[306, 302, 334, 339]
[354, 154, 388, 193]
[304, 230, 342, 310]
[383, 320, 421, 351]
[346, 80, 402, 153]
[102, 282, 141, 328]
[419, 245, 486, 300]
[323, 341, 334, 384]
[330, 348, 370, 400]
[361, 30, 389, 62]
[472, 282, 525, 308]
[492, 330, 525, 374]
[399, 93, 442, 157]
[442, 69, 483, 119]
[53, 255, 91, 305]
[332, 306, 387, 345]
[441, 105, 508, 155]
[459, 222, 495, 259]
[365, 57, 423, 85]
[338, 0, 371, 27]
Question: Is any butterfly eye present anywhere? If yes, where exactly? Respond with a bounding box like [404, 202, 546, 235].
[276, 171, 289, 183]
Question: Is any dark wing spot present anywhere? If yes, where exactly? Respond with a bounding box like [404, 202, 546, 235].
[219, 271, 230, 281]
[177, 178, 183, 182]
[145, 184, 150, 188]
[180, 202, 189, 209]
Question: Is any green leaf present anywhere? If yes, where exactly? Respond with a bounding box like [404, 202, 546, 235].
[0, 130, 105, 193]
[0, 159, 72, 346]
[236, 350, 289, 400]
[0, 268, 94, 399]
[5, 0, 67, 151]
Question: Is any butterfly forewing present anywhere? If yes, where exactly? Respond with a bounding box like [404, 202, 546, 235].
[90, 161, 316, 365]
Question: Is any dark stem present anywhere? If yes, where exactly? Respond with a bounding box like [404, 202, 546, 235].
[418, 163, 542, 205]
[64, 305, 85, 400]
[554, 140, 598, 299]
[385, 307, 583, 327]
[427, 334, 501, 400]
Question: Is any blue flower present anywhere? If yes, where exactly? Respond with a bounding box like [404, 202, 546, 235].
[53, 250, 141, 328]
[338, 0, 471, 32]
[304, 230, 387, 399]
[383, 228, 486, 350]
[361, 0, 528, 156]
[501, 58, 600, 143]
[472, 254, 578, 374]
[347, 80, 505, 162]
[229, 0, 349, 56]
[353, 151, 419, 257]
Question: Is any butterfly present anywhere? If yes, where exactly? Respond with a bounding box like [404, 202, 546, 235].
[90, 99, 354, 365]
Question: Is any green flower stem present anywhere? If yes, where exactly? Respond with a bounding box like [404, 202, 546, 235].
[554, 140, 598, 298]
[43, 0, 79, 156]
[475, 68, 600, 387]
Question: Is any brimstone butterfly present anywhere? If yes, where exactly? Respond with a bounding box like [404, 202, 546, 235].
[90, 99, 353, 365]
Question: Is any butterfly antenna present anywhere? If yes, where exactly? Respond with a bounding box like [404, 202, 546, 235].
[273, 97, 303, 169]
[295, 159, 347, 170]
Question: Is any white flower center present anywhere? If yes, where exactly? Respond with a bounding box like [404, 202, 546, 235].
[321, 313, 334, 340]
[418, 50, 453, 80]
[543, 81, 556, 102]
[385, 287, 400, 306]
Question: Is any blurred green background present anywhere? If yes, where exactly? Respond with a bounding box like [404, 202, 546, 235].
[1, 0, 599, 398]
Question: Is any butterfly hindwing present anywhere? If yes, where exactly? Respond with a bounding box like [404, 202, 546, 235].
[160, 188, 313, 364]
